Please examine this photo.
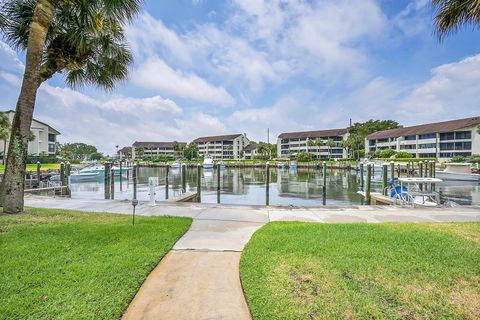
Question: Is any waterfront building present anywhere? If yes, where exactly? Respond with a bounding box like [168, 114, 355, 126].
[193, 134, 249, 160]
[117, 146, 132, 160]
[131, 141, 186, 160]
[0, 110, 60, 157]
[243, 143, 258, 160]
[277, 129, 349, 159]
[365, 116, 480, 159]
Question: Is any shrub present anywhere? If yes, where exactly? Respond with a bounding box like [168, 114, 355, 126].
[296, 152, 315, 162]
[379, 149, 396, 158]
[26, 155, 59, 164]
[451, 155, 466, 163]
[395, 151, 413, 158]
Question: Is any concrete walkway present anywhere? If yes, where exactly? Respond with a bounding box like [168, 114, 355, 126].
[25, 196, 480, 320]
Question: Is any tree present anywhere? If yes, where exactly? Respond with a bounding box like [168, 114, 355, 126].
[432, 0, 480, 40]
[326, 139, 336, 159]
[315, 138, 324, 159]
[306, 138, 316, 158]
[58, 142, 100, 160]
[0, 0, 142, 213]
[183, 142, 198, 161]
[0, 112, 10, 165]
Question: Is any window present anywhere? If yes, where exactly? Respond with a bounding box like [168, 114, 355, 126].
[331, 148, 343, 154]
[369, 140, 375, 146]
[377, 138, 389, 143]
[48, 133, 56, 142]
[419, 153, 436, 158]
[400, 144, 416, 150]
[455, 131, 471, 140]
[440, 152, 472, 158]
[418, 133, 436, 139]
[455, 141, 471, 150]
[418, 143, 436, 149]
[439, 132, 454, 140]
[48, 144, 55, 153]
[404, 135, 416, 140]
[440, 143, 454, 150]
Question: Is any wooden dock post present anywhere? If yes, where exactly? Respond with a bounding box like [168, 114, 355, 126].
[60, 162, 65, 186]
[217, 163, 221, 204]
[266, 162, 270, 206]
[36, 162, 41, 187]
[132, 164, 137, 200]
[359, 163, 364, 190]
[196, 164, 201, 203]
[110, 170, 115, 200]
[104, 162, 111, 199]
[390, 161, 395, 180]
[181, 164, 186, 193]
[322, 161, 327, 205]
[419, 161, 424, 177]
[119, 161, 123, 192]
[165, 165, 169, 200]
[365, 164, 372, 205]
[382, 163, 388, 195]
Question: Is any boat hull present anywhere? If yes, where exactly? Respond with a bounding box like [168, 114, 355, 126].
[436, 171, 480, 182]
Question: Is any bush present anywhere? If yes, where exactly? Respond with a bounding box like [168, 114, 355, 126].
[451, 155, 466, 163]
[26, 155, 59, 164]
[296, 152, 315, 162]
[395, 151, 413, 158]
[379, 149, 396, 158]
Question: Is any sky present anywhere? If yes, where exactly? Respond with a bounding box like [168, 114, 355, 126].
[0, 0, 480, 154]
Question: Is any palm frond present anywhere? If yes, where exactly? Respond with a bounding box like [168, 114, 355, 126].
[432, 0, 480, 40]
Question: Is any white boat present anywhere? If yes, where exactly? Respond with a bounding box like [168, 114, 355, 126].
[277, 162, 286, 169]
[171, 160, 181, 169]
[436, 163, 479, 182]
[289, 161, 297, 170]
[70, 164, 128, 182]
[203, 155, 214, 169]
[219, 161, 225, 170]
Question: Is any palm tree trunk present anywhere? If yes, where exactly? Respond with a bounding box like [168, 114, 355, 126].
[2, 140, 6, 165]
[1, 0, 56, 214]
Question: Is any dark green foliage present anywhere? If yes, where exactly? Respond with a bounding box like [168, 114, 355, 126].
[295, 151, 315, 162]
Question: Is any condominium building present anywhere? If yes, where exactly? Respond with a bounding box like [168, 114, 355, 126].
[117, 146, 132, 159]
[193, 134, 249, 160]
[365, 116, 480, 159]
[243, 143, 258, 160]
[0, 110, 60, 157]
[277, 128, 349, 159]
[131, 141, 186, 160]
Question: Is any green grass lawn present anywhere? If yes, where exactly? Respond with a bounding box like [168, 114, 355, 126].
[240, 222, 480, 320]
[0, 163, 60, 173]
[0, 208, 192, 319]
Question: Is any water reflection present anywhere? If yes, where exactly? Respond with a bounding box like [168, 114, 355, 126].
[68, 167, 480, 206]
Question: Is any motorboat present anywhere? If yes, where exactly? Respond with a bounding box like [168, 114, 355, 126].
[277, 162, 286, 169]
[289, 161, 297, 170]
[171, 160, 182, 169]
[69, 163, 128, 182]
[203, 155, 214, 169]
[435, 163, 479, 182]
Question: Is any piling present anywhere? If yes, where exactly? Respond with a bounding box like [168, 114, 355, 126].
[110, 170, 115, 200]
[266, 162, 270, 206]
[132, 164, 137, 200]
[60, 162, 65, 186]
[365, 164, 372, 205]
[419, 161, 424, 178]
[165, 165, 169, 200]
[390, 161, 395, 180]
[406, 162, 411, 177]
[181, 164, 186, 193]
[196, 164, 201, 203]
[397, 164, 401, 178]
[119, 161, 123, 191]
[322, 161, 327, 205]
[104, 162, 111, 199]
[429, 161, 434, 178]
[36, 162, 41, 187]
[382, 163, 388, 195]
[217, 163, 221, 204]
[359, 163, 364, 190]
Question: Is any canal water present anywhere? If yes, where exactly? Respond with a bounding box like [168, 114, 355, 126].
[69, 167, 480, 206]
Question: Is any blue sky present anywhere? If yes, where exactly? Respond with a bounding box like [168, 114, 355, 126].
[1, 0, 479, 154]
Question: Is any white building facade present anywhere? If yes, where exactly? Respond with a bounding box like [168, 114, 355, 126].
[0, 110, 60, 157]
[193, 134, 249, 160]
[277, 129, 349, 159]
[365, 116, 480, 160]
[131, 141, 186, 160]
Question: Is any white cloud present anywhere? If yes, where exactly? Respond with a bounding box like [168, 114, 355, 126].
[132, 56, 235, 107]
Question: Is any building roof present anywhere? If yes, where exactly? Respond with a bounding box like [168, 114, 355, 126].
[244, 142, 258, 151]
[3, 110, 61, 135]
[366, 116, 480, 140]
[193, 134, 243, 143]
[118, 146, 132, 154]
[132, 141, 186, 148]
[278, 128, 348, 139]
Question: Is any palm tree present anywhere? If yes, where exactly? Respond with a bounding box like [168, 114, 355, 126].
[0, 0, 142, 213]
[326, 138, 336, 159]
[306, 138, 316, 158]
[0, 112, 11, 165]
[432, 0, 480, 40]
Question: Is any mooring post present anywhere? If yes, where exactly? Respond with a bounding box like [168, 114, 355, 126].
[60, 162, 65, 186]
[266, 162, 270, 206]
[432, 161, 436, 178]
[397, 164, 401, 178]
[322, 161, 327, 205]
[119, 161, 123, 192]
[104, 162, 111, 199]
[181, 164, 186, 193]
[359, 163, 364, 190]
[197, 164, 201, 203]
[406, 161, 410, 177]
[382, 163, 388, 195]
[419, 161, 423, 177]
[110, 170, 115, 200]
[390, 161, 395, 180]
[165, 164, 169, 200]
[365, 164, 372, 205]
[217, 163, 221, 204]
[132, 164, 137, 200]
[36, 161, 41, 187]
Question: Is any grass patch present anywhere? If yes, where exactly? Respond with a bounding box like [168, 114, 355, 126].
[240, 222, 480, 320]
[0, 163, 60, 173]
[0, 208, 192, 319]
